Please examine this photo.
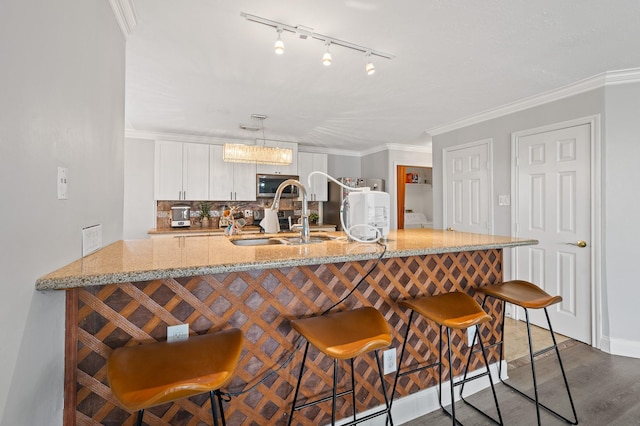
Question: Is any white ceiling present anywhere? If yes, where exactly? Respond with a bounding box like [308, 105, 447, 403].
[125, 0, 640, 153]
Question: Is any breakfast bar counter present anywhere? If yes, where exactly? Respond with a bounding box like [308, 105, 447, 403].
[38, 229, 536, 425]
[37, 229, 533, 291]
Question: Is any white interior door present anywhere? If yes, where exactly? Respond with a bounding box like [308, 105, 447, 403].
[443, 140, 492, 234]
[514, 123, 591, 344]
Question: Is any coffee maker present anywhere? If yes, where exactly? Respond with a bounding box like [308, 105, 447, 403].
[171, 205, 191, 228]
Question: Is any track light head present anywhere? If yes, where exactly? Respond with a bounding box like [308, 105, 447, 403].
[365, 51, 375, 75]
[366, 61, 375, 75]
[274, 27, 284, 55]
[322, 41, 332, 66]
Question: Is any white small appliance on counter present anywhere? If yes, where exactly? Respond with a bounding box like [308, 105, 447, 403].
[346, 190, 390, 240]
[171, 205, 191, 228]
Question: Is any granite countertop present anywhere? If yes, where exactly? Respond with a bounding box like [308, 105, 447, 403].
[36, 229, 537, 291]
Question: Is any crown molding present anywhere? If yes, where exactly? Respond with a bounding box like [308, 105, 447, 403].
[108, 0, 138, 38]
[126, 129, 431, 157]
[125, 129, 235, 145]
[298, 145, 362, 157]
[428, 68, 640, 136]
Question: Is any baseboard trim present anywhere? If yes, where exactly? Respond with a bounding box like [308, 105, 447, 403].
[606, 337, 640, 359]
[329, 360, 507, 426]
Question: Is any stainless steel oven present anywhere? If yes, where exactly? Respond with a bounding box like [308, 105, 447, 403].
[256, 174, 300, 198]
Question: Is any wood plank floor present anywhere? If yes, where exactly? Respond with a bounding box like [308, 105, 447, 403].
[402, 341, 640, 425]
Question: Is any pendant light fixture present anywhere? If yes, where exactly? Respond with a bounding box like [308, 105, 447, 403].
[223, 115, 293, 165]
[322, 41, 332, 66]
[365, 51, 375, 75]
[274, 27, 284, 55]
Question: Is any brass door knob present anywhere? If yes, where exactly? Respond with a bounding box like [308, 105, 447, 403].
[567, 240, 587, 248]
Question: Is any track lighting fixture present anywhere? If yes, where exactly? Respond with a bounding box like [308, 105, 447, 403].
[322, 42, 332, 66]
[241, 12, 394, 73]
[274, 27, 284, 55]
[365, 51, 375, 75]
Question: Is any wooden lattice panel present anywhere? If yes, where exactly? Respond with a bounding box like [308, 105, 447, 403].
[66, 250, 503, 425]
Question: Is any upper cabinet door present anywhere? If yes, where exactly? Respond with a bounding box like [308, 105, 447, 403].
[209, 145, 256, 201]
[256, 141, 298, 175]
[233, 161, 257, 201]
[298, 152, 328, 201]
[312, 153, 328, 201]
[155, 141, 185, 200]
[155, 141, 209, 200]
[209, 145, 234, 201]
[182, 143, 210, 200]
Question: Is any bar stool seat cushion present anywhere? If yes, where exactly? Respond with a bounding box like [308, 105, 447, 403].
[399, 291, 491, 330]
[477, 280, 562, 309]
[290, 307, 391, 360]
[107, 329, 243, 412]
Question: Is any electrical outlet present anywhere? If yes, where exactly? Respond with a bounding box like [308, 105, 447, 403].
[505, 302, 513, 318]
[82, 224, 102, 257]
[383, 348, 396, 375]
[466, 325, 477, 347]
[167, 324, 189, 343]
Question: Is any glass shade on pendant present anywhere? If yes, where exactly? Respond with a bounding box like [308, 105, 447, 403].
[223, 143, 293, 165]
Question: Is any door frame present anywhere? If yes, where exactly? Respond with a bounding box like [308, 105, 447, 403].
[442, 138, 494, 234]
[510, 115, 602, 349]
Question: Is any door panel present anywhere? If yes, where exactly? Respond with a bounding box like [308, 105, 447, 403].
[444, 141, 491, 234]
[515, 123, 591, 343]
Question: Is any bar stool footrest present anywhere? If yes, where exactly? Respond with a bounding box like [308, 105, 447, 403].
[291, 389, 354, 412]
[397, 359, 441, 379]
[338, 407, 391, 426]
[499, 379, 578, 425]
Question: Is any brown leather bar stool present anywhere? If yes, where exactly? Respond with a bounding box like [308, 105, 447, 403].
[287, 306, 393, 426]
[475, 280, 578, 425]
[391, 291, 503, 425]
[107, 329, 243, 426]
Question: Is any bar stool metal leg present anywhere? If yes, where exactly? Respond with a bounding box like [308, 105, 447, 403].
[499, 307, 578, 425]
[458, 324, 503, 424]
[475, 280, 579, 425]
[287, 341, 311, 426]
[288, 307, 393, 426]
[393, 294, 503, 426]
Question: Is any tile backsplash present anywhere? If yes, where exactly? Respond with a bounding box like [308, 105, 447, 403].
[156, 199, 320, 229]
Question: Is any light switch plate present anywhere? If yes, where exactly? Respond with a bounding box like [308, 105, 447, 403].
[498, 195, 511, 206]
[57, 166, 68, 200]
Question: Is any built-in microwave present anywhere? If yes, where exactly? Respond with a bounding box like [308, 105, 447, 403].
[256, 174, 300, 198]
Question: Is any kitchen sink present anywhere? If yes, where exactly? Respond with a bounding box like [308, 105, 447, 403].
[231, 238, 284, 246]
[230, 235, 333, 246]
[281, 236, 332, 245]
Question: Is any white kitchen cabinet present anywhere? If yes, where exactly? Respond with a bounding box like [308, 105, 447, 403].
[155, 141, 209, 200]
[255, 140, 298, 175]
[209, 145, 256, 201]
[298, 152, 328, 201]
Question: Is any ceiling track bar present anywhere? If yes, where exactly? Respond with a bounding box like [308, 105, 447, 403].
[241, 12, 394, 60]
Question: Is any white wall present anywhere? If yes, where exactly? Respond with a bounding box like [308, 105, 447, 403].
[327, 153, 361, 178]
[431, 87, 617, 350]
[603, 82, 640, 355]
[0, 1, 125, 424]
[124, 138, 155, 239]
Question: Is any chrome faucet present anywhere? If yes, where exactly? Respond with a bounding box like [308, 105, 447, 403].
[272, 179, 310, 243]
